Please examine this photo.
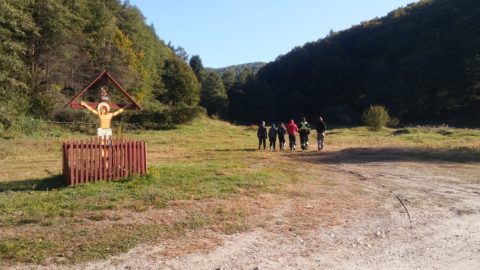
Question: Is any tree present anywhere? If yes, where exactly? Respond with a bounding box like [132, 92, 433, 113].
[160, 56, 200, 106]
[174, 46, 189, 61]
[189, 55, 205, 82]
[253, 0, 480, 125]
[0, 0, 37, 128]
[221, 70, 236, 92]
[362, 105, 390, 131]
[200, 71, 228, 116]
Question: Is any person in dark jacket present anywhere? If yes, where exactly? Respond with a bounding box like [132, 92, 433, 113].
[299, 117, 311, 150]
[316, 116, 326, 151]
[268, 123, 277, 151]
[277, 122, 287, 150]
[257, 121, 267, 150]
[286, 119, 298, 151]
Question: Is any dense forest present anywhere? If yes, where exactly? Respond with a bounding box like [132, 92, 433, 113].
[0, 0, 203, 134]
[227, 0, 480, 126]
[207, 62, 266, 77]
[1, 0, 479, 136]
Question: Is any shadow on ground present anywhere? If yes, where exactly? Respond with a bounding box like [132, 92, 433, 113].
[0, 175, 66, 192]
[293, 147, 480, 164]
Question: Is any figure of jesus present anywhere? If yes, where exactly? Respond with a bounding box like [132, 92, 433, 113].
[80, 101, 124, 138]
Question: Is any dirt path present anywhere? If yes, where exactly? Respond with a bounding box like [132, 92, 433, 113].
[20, 150, 480, 269]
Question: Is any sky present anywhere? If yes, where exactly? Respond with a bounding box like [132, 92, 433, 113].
[129, 0, 418, 68]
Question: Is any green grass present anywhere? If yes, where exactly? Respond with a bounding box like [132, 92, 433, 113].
[0, 117, 296, 264]
[0, 118, 479, 265]
[0, 238, 58, 263]
[0, 161, 279, 225]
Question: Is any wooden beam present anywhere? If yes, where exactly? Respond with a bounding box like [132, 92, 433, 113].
[105, 71, 142, 110]
[69, 102, 134, 110]
[65, 70, 107, 108]
[65, 70, 142, 110]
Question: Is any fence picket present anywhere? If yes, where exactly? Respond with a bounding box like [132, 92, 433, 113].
[132, 141, 136, 174]
[108, 136, 112, 180]
[121, 139, 125, 178]
[99, 137, 104, 181]
[93, 137, 97, 181]
[62, 138, 146, 185]
[74, 141, 78, 185]
[112, 139, 118, 179]
[115, 138, 119, 178]
[142, 141, 147, 174]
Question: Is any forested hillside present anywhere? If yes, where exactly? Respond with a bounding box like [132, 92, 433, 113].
[207, 62, 266, 76]
[0, 0, 202, 134]
[230, 0, 480, 125]
[2, 0, 479, 132]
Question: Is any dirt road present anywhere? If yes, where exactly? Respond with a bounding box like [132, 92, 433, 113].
[22, 148, 480, 270]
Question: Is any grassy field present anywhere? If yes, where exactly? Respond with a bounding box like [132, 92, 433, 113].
[0, 118, 479, 265]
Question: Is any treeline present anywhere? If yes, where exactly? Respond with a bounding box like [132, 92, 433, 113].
[225, 0, 480, 126]
[0, 0, 203, 134]
[207, 62, 265, 77]
[3, 0, 480, 134]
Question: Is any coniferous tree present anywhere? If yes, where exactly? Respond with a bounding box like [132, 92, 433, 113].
[200, 71, 228, 117]
[189, 55, 205, 82]
[161, 56, 200, 106]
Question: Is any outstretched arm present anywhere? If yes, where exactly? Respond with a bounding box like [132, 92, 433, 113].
[113, 104, 132, 117]
[80, 101, 98, 115]
[112, 108, 124, 117]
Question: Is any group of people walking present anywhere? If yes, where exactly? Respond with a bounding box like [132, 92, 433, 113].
[257, 117, 326, 151]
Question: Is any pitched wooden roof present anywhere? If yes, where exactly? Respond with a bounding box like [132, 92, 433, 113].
[66, 70, 142, 110]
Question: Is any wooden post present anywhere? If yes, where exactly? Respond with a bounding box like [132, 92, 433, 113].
[112, 138, 117, 179]
[120, 139, 125, 178]
[93, 137, 97, 181]
[62, 142, 66, 183]
[99, 137, 103, 180]
[108, 136, 113, 180]
[134, 141, 138, 174]
[143, 141, 147, 175]
[69, 141, 74, 185]
[63, 138, 147, 185]
[88, 138, 93, 183]
[124, 139, 128, 177]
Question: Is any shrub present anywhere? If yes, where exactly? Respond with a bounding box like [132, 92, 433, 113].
[124, 102, 206, 130]
[387, 116, 400, 127]
[362, 105, 390, 131]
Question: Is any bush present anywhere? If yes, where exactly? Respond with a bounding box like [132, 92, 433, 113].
[125, 102, 206, 130]
[387, 116, 400, 127]
[362, 105, 390, 131]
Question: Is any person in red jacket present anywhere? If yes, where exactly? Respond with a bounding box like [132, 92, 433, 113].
[286, 119, 298, 151]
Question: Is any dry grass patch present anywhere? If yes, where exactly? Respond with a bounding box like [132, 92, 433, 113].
[1, 119, 479, 266]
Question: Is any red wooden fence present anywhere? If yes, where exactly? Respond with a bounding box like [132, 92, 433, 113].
[62, 137, 147, 185]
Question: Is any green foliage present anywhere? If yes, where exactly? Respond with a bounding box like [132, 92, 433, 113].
[125, 102, 205, 130]
[253, 0, 480, 126]
[0, 0, 202, 130]
[189, 55, 205, 82]
[158, 56, 201, 106]
[0, 0, 38, 130]
[208, 62, 266, 77]
[200, 71, 228, 117]
[362, 105, 390, 131]
[221, 70, 236, 91]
